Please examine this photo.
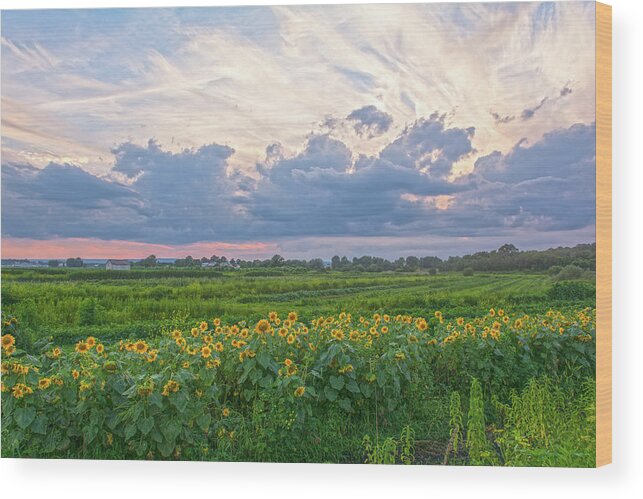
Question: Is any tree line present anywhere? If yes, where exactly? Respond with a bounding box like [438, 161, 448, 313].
[135, 243, 596, 273]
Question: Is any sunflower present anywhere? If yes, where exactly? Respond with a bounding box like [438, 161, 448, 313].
[456, 317, 465, 326]
[1, 334, 16, 350]
[286, 334, 296, 345]
[199, 321, 209, 332]
[50, 347, 62, 359]
[284, 358, 293, 367]
[134, 340, 148, 354]
[72, 369, 80, 380]
[214, 342, 224, 352]
[201, 346, 212, 358]
[288, 311, 298, 322]
[489, 308, 496, 317]
[255, 319, 271, 334]
[86, 336, 97, 348]
[162, 379, 180, 395]
[12, 383, 32, 399]
[294, 386, 305, 397]
[286, 364, 298, 376]
[96, 344, 105, 354]
[75, 341, 90, 354]
[349, 331, 360, 341]
[213, 318, 221, 327]
[269, 311, 279, 322]
[381, 326, 389, 334]
[171, 329, 182, 339]
[222, 408, 230, 417]
[38, 377, 52, 390]
[191, 327, 200, 337]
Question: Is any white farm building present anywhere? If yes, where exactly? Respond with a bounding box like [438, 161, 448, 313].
[105, 259, 131, 271]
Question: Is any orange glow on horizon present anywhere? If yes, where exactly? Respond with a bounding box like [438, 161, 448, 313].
[1, 237, 279, 260]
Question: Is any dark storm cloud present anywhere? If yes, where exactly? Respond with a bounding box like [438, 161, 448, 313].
[465, 122, 596, 232]
[1, 162, 144, 240]
[1, 120, 596, 245]
[247, 118, 477, 237]
[109, 139, 251, 243]
[346, 105, 394, 138]
[2, 140, 252, 244]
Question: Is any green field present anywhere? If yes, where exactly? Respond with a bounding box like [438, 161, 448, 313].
[1, 268, 593, 344]
[1, 267, 596, 465]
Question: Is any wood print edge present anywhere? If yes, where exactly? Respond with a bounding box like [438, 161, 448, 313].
[595, 0, 612, 468]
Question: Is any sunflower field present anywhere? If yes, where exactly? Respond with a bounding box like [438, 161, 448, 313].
[0, 307, 596, 465]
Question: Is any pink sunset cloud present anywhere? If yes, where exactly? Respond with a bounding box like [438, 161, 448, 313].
[1, 238, 280, 260]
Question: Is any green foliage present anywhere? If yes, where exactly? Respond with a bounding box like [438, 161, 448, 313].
[493, 378, 596, 467]
[554, 264, 585, 281]
[1, 269, 595, 344]
[1, 308, 596, 465]
[362, 426, 415, 464]
[548, 280, 595, 301]
[0, 266, 596, 466]
[445, 391, 463, 464]
[77, 298, 98, 326]
[466, 378, 498, 465]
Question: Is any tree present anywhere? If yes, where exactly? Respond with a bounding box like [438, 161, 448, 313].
[48, 260, 60, 268]
[331, 256, 341, 270]
[66, 257, 83, 268]
[405, 256, 420, 270]
[141, 254, 157, 267]
[308, 258, 325, 271]
[270, 254, 285, 267]
[498, 243, 519, 256]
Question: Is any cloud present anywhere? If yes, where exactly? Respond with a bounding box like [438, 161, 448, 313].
[0, 2, 598, 256]
[1, 120, 595, 249]
[1, 2, 596, 175]
[520, 97, 549, 121]
[2, 140, 252, 244]
[491, 85, 575, 125]
[247, 118, 478, 237]
[465, 122, 596, 231]
[1, 162, 143, 240]
[346, 105, 394, 138]
[379, 113, 476, 178]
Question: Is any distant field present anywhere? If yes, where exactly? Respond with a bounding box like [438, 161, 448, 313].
[1, 268, 594, 344]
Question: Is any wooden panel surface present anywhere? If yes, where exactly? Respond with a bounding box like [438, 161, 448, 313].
[596, 1, 612, 468]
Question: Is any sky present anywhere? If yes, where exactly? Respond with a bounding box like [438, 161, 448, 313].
[1, 2, 597, 259]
